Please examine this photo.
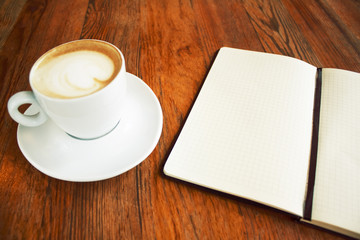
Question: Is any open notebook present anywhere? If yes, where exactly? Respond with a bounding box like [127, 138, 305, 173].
[164, 47, 360, 239]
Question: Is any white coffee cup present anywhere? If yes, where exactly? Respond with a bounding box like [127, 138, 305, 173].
[7, 39, 127, 140]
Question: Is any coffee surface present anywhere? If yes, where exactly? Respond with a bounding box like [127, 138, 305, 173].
[31, 40, 121, 99]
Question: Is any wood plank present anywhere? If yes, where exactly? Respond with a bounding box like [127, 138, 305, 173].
[282, 0, 360, 71]
[0, 0, 27, 48]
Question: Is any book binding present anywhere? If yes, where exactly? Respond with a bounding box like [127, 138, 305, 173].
[304, 68, 323, 220]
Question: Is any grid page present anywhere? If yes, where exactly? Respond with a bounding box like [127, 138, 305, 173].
[164, 47, 317, 216]
[311, 69, 360, 235]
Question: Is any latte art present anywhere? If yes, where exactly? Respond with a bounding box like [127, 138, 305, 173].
[32, 50, 116, 99]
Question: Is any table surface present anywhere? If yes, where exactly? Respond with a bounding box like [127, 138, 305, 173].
[1, 0, 359, 239]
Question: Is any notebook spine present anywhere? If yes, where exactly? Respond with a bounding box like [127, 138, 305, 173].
[304, 68, 323, 220]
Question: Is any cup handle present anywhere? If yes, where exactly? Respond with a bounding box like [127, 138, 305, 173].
[7, 91, 48, 127]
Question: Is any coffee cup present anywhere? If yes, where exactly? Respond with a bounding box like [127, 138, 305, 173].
[7, 39, 127, 140]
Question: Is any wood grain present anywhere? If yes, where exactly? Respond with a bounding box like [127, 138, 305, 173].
[0, 0, 359, 239]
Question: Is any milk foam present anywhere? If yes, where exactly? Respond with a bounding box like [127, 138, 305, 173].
[32, 50, 115, 98]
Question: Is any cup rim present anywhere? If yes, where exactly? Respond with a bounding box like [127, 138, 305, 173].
[29, 39, 125, 102]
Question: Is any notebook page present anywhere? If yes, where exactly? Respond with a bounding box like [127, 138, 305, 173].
[311, 69, 360, 236]
[164, 47, 317, 216]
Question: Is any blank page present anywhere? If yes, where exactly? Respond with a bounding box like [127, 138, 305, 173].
[164, 47, 317, 216]
[311, 68, 360, 236]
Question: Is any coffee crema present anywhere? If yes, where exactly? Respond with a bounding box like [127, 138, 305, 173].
[31, 40, 121, 99]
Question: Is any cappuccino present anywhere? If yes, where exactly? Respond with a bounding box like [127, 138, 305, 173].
[31, 40, 122, 99]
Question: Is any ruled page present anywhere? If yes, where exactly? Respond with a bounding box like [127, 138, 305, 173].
[311, 68, 360, 236]
[164, 47, 317, 216]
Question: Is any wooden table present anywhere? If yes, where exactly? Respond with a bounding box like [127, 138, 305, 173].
[0, 0, 359, 239]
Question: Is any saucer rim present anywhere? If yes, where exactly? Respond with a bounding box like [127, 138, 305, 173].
[17, 72, 163, 182]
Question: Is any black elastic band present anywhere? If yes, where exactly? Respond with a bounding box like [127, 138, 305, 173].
[304, 68, 322, 220]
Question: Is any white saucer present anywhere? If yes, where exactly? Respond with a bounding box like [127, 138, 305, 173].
[17, 73, 163, 182]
